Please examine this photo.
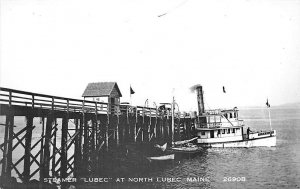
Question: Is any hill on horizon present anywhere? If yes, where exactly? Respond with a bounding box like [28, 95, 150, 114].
[239, 102, 300, 109]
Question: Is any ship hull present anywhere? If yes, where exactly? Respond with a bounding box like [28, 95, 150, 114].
[197, 135, 276, 148]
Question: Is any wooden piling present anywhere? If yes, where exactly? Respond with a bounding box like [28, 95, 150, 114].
[61, 115, 68, 180]
[23, 116, 33, 183]
[106, 113, 109, 151]
[1, 116, 9, 178]
[7, 114, 14, 179]
[116, 113, 120, 146]
[73, 118, 80, 178]
[83, 117, 89, 173]
[39, 117, 45, 181]
[148, 116, 152, 142]
[141, 111, 144, 143]
[134, 110, 137, 142]
[91, 117, 96, 152]
[42, 114, 53, 179]
[154, 110, 158, 139]
[51, 118, 57, 177]
[2, 113, 14, 179]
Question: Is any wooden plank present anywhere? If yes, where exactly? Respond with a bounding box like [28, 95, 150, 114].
[10, 155, 24, 171]
[30, 135, 42, 150]
[30, 167, 40, 179]
[11, 130, 27, 151]
[29, 149, 41, 166]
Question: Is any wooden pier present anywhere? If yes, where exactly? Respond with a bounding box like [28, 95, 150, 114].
[0, 87, 196, 188]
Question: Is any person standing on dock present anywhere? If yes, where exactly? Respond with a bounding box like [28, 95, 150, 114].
[247, 127, 250, 137]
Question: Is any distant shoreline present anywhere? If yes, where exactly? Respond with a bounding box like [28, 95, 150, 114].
[239, 102, 300, 110]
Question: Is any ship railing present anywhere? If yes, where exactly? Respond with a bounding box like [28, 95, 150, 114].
[197, 122, 222, 128]
[248, 129, 274, 134]
[246, 130, 275, 140]
[257, 130, 275, 136]
[208, 122, 222, 128]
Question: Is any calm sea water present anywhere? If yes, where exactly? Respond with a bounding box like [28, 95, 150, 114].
[138, 108, 300, 189]
[1, 108, 300, 189]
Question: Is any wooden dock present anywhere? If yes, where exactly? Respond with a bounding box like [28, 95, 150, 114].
[0, 87, 196, 188]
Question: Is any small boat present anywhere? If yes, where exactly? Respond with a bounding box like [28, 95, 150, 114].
[167, 137, 202, 153]
[172, 137, 198, 145]
[168, 143, 202, 153]
[146, 154, 175, 162]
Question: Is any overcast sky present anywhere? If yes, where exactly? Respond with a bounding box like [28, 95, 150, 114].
[1, 0, 300, 111]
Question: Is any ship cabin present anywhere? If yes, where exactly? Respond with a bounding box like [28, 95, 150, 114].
[195, 107, 245, 143]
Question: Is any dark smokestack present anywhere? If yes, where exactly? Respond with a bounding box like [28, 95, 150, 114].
[190, 84, 205, 115]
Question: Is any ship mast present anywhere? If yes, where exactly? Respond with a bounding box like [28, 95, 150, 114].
[267, 106, 272, 130]
[266, 98, 272, 130]
[171, 96, 175, 147]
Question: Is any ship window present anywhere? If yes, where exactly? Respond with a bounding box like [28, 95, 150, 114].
[232, 128, 235, 133]
[209, 116, 215, 123]
[201, 131, 205, 135]
[222, 129, 225, 134]
[224, 114, 228, 118]
[216, 116, 221, 123]
[227, 129, 230, 134]
[234, 112, 237, 118]
[230, 113, 233, 118]
[217, 130, 221, 135]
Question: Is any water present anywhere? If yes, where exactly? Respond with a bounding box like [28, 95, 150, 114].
[121, 108, 300, 189]
[1, 108, 300, 188]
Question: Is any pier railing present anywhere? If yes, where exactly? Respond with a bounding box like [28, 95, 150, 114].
[0, 87, 160, 116]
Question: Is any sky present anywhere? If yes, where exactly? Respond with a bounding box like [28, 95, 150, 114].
[1, 0, 300, 112]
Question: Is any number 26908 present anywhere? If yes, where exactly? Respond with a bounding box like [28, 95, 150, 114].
[223, 177, 246, 182]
